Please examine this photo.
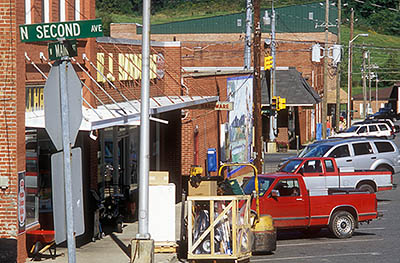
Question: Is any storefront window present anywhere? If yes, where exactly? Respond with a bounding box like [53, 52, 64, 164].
[25, 129, 39, 227]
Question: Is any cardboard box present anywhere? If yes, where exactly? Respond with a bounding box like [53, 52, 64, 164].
[149, 171, 169, 185]
[188, 180, 217, 196]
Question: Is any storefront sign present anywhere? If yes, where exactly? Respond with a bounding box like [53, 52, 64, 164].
[26, 86, 44, 112]
[215, 101, 234, 111]
[19, 19, 103, 43]
[18, 171, 26, 234]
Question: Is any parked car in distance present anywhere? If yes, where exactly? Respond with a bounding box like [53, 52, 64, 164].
[298, 138, 400, 174]
[354, 118, 400, 134]
[330, 123, 394, 139]
[367, 107, 399, 121]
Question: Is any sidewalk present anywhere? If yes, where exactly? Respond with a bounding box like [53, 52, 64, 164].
[28, 204, 183, 263]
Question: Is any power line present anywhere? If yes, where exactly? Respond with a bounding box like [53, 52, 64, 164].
[350, 0, 399, 12]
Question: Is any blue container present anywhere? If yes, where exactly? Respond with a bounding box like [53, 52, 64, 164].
[207, 148, 217, 172]
[316, 123, 322, 141]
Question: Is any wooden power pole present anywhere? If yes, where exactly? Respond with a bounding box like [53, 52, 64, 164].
[253, 0, 263, 172]
[335, 0, 341, 132]
[322, 0, 329, 139]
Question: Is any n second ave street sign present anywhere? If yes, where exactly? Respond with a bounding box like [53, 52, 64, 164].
[48, 40, 77, 61]
[19, 19, 103, 43]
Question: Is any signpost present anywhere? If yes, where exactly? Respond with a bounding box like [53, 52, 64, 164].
[19, 19, 103, 263]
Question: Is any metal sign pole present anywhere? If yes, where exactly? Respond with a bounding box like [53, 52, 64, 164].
[59, 59, 76, 262]
[137, 0, 151, 240]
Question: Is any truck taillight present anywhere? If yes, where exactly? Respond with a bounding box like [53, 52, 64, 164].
[391, 174, 394, 185]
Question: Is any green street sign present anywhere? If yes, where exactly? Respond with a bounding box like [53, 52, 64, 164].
[48, 40, 77, 61]
[19, 19, 103, 43]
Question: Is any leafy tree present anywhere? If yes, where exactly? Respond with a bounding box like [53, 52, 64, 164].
[343, 0, 400, 35]
[96, 0, 134, 15]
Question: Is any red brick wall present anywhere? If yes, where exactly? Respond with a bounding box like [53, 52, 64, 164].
[0, 0, 26, 262]
[181, 74, 241, 176]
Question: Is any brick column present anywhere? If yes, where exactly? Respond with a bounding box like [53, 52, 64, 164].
[0, 0, 27, 262]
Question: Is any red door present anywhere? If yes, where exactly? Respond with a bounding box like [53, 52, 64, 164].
[260, 178, 309, 228]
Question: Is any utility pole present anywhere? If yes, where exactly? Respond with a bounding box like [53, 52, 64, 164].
[362, 50, 367, 119]
[347, 8, 354, 128]
[322, 0, 329, 139]
[269, 1, 277, 142]
[376, 73, 379, 110]
[244, 0, 252, 69]
[253, 0, 263, 172]
[368, 51, 372, 112]
[335, 0, 341, 132]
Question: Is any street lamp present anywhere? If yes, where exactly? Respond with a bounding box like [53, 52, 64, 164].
[347, 33, 368, 128]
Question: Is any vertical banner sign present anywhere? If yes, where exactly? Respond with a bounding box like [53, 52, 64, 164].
[18, 171, 26, 234]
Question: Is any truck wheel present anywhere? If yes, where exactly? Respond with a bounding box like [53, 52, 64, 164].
[375, 165, 393, 174]
[329, 211, 355, 239]
[357, 184, 375, 193]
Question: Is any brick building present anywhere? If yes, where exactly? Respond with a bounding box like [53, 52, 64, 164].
[2, 1, 219, 262]
[110, 2, 341, 176]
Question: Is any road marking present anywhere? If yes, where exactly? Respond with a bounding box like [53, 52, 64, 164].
[277, 238, 384, 247]
[252, 252, 382, 262]
[357, 227, 385, 230]
[379, 209, 388, 212]
[378, 202, 390, 205]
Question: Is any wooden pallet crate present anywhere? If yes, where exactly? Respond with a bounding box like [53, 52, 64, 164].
[187, 195, 252, 261]
[154, 241, 178, 253]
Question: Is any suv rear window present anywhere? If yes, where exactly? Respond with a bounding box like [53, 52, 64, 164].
[328, 145, 350, 158]
[374, 142, 395, 153]
[353, 142, 373, 155]
[378, 124, 388, 131]
[369, 125, 378, 132]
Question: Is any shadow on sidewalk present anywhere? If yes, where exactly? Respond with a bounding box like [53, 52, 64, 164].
[110, 233, 131, 258]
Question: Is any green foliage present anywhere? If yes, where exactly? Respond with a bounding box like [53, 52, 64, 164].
[96, 10, 113, 36]
[96, 0, 134, 14]
[343, 0, 400, 35]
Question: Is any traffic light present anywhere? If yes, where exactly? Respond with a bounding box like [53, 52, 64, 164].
[271, 96, 278, 111]
[264, 55, 273, 70]
[278, 97, 286, 110]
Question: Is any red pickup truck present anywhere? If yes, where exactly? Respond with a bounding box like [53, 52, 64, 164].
[278, 157, 394, 193]
[243, 173, 379, 238]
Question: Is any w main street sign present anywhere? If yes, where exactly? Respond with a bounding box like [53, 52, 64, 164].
[19, 19, 103, 43]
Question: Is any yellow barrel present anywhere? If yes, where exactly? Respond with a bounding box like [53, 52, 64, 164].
[252, 215, 276, 253]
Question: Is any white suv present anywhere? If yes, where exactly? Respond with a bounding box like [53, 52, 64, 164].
[299, 138, 400, 174]
[331, 123, 394, 139]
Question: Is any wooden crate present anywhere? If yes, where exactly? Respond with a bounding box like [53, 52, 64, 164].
[187, 196, 252, 261]
[154, 241, 178, 253]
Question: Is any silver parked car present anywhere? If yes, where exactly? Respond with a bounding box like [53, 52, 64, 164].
[298, 138, 400, 174]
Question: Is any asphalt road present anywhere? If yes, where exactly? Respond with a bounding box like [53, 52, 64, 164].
[255, 124, 400, 262]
